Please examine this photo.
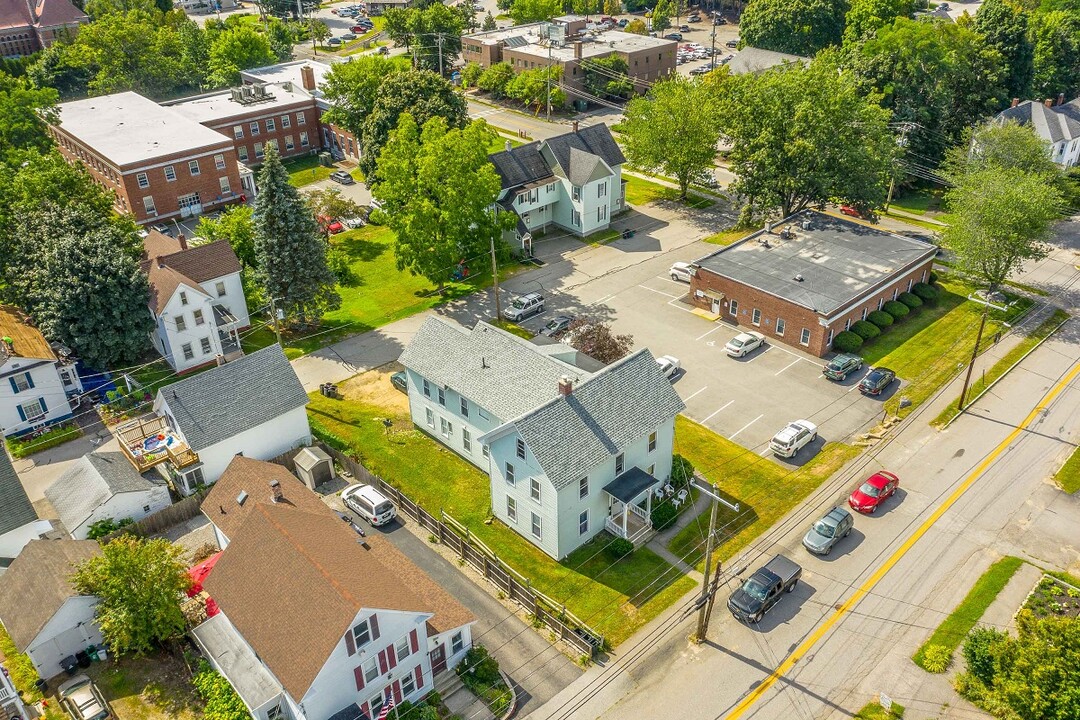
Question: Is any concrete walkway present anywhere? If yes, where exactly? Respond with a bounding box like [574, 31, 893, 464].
[978, 561, 1043, 635]
[645, 491, 712, 582]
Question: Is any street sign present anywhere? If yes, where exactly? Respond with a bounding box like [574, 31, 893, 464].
[879, 693, 892, 711]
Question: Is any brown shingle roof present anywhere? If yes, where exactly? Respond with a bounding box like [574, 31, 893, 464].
[32, 0, 86, 27]
[203, 468, 474, 701]
[0, 539, 101, 649]
[142, 240, 241, 314]
[142, 230, 184, 262]
[0, 0, 32, 29]
[0, 305, 56, 362]
[201, 456, 330, 542]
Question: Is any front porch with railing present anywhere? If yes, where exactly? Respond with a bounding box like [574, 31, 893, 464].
[115, 415, 199, 472]
[213, 304, 244, 361]
[604, 466, 660, 546]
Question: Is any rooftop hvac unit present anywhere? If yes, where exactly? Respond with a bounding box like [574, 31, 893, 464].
[252, 84, 266, 98]
[240, 86, 254, 101]
[229, 88, 243, 103]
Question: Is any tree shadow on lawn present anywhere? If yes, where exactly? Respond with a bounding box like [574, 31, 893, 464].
[85, 648, 203, 720]
[560, 534, 691, 611]
[337, 233, 388, 263]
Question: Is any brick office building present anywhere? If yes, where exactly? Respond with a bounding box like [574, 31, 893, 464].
[688, 211, 937, 357]
[1, 0, 86, 59]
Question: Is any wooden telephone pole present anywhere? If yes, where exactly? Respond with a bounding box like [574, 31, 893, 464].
[691, 480, 739, 643]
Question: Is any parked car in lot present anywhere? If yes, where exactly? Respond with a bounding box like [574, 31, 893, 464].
[58, 675, 112, 720]
[840, 205, 864, 219]
[724, 331, 765, 357]
[327, 37, 342, 46]
[150, 222, 172, 236]
[726, 38, 738, 47]
[769, 419, 817, 458]
[689, 65, 711, 75]
[538, 315, 574, 338]
[339, 33, 357, 41]
[823, 353, 863, 381]
[679, 24, 690, 31]
[859, 367, 897, 396]
[326, 220, 345, 234]
[802, 507, 853, 555]
[351, 24, 371, 32]
[343, 483, 397, 525]
[617, 17, 628, 26]
[848, 471, 900, 514]
[728, 554, 802, 623]
[330, 169, 355, 185]
[656, 355, 681, 379]
[390, 370, 407, 393]
[670, 261, 693, 282]
[502, 292, 545, 321]
[344, 216, 365, 229]
[665, 32, 683, 40]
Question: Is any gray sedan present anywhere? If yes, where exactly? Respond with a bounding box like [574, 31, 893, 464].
[802, 506, 853, 555]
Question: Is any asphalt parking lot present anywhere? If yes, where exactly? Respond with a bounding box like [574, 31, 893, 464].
[512, 242, 898, 460]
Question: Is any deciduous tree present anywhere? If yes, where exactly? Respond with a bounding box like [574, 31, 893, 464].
[384, 3, 465, 74]
[483, 11, 497, 29]
[582, 53, 634, 100]
[371, 115, 512, 292]
[1030, 10, 1080, 98]
[477, 61, 515, 97]
[651, 0, 672, 32]
[306, 186, 365, 234]
[195, 205, 257, 269]
[622, 75, 723, 199]
[321, 55, 400, 139]
[604, 0, 621, 15]
[973, 0, 1034, 98]
[509, 0, 562, 23]
[253, 145, 341, 325]
[738, 0, 847, 54]
[842, 0, 914, 43]
[461, 61, 484, 87]
[943, 120, 1062, 183]
[71, 536, 190, 657]
[624, 18, 647, 33]
[207, 25, 276, 87]
[504, 65, 564, 114]
[0, 73, 58, 163]
[567, 319, 633, 364]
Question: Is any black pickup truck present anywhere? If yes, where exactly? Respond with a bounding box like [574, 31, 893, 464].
[727, 554, 802, 624]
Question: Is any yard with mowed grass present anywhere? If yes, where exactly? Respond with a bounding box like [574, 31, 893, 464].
[241, 224, 516, 357]
[1054, 446, 1080, 494]
[623, 175, 714, 209]
[285, 155, 333, 187]
[668, 416, 862, 571]
[857, 275, 1032, 417]
[307, 388, 695, 648]
[82, 651, 203, 720]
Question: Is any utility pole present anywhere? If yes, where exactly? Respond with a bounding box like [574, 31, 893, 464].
[958, 304, 989, 411]
[490, 231, 501, 322]
[437, 34, 445, 76]
[546, 42, 553, 122]
[269, 297, 283, 347]
[884, 122, 910, 212]
[709, 21, 716, 70]
[691, 480, 739, 644]
[700, 550, 725, 638]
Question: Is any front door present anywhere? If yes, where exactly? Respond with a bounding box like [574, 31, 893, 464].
[430, 644, 447, 675]
[711, 297, 721, 314]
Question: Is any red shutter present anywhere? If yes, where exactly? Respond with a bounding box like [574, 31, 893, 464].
[409, 629, 419, 654]
[361, 703, 370, 718]
[414, 665, 424, 689]
[345, 629, 356, 656]
[353, 665, 365, 691]
[378, 649, 388, 674]
[392, 680, 403, 704]
[369, 614, 380, 640]
[387, 645, 398, 670]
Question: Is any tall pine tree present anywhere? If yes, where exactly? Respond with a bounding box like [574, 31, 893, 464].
[252, 145, 340, 326]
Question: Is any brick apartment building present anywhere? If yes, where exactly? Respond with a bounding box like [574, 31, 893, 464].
[688, 211, 937, 357]
[0, 0, 86, 59]
[462, 16, 676, 101]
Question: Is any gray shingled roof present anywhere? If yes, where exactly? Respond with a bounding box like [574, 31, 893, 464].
[726, 46, 809, 75]
[157, 346, 308, 451]
[488, 124, 625, 192]
[398, 318, 592, 422]
[511, 349, 685, 490]
[0, 446, 37, 536]
[544, 124, 625, 180]
[489, 140, 553, 191]
[997, 99, 1080, 144]
[45, 452, 163, 534]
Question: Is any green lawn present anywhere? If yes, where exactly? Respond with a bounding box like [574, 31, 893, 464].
[490, 318, 532, 339]
[624, 175, 714, 210]
[889, 189, 942, 216]
[933, 309, 1070, 426]
[285, 155, 333, 187]
[308, 395, 695, 647]
[912, 556, 1025, 671]
[702, 229, 747, 246]
[1054, 446, 1080, 494]
[857, 276, 1032, 417]
[486, 134, 524, 155]
[4, 423, 83, 458]
[855, 701, 905, 719]
[242, 224, 513, 357]
[668, 416, 861, 570]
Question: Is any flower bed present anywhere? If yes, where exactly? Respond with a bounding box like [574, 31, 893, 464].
[1024, 575, 1080, 619]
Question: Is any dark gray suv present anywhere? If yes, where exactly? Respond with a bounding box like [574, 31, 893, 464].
[802, 506, 853, 555]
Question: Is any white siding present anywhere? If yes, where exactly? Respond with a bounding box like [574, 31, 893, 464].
[198, 272, 250, 329]
[488, 431, 561, 559]
[24, 597, 102, 678]
[69, 486, 172, 540]
[1, 358, 76, 437]
[155, 283, 222, 372]
[403, 369, 502, 471]
[0, 520, 56, 568]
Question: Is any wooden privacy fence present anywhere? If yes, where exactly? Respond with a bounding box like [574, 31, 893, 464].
[318, 442, 603, 657]
[99, 489, 207, 542]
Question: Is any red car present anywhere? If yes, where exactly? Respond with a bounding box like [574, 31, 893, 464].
[848, 471, 899, 514]
[840, 205, 864, 219]
[327, 220, 345, 234]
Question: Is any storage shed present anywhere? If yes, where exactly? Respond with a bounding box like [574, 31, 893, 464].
[293, 446, 333, 490]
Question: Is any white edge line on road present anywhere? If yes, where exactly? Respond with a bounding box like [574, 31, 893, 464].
[696, 325, 725, 341]
[592, 294, 616, 306]
[682, 386, 709, 403]
[774, 359, 801, 376]
[637, 284, 680, 299]
[729, 413, 764, 440]
[703, 400, 734, 424]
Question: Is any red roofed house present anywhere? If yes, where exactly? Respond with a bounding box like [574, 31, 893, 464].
[0, 0, 87, 59]
[193, 457, 476, 720]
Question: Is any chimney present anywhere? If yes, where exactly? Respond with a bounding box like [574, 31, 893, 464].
[574, 41, 583, 59]
[301, 65, 316, 92]
[1011, 97, 1019, 108]
[270, 479, 283, 502]
[1058, 93, 1065, 106]
[505, 139, 512, 152]
[764, 221, 773, 234]
[572, 121, 579, 133]
[177, 233, 188, 250]
[1045, 98, 1054, 108]
[558, 376, 573, 396]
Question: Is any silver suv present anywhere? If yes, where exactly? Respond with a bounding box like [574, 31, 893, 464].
[502, 292, 545, 321]
[58, 674, 112, 720]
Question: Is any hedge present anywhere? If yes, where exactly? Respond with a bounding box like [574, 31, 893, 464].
[868, 310, 894, 328]
[650, 502, 679, 532]
[850, 320, 880, 340]
[912, 282, 939, 303]
[832, 330, 864, 353]
[883, 300, 910, 320]
[929, 270, 939, 284]
[898, 291, 923, 309]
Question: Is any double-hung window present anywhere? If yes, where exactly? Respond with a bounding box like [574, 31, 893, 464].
[281, 115, 291, 128]
[800, 328, 811, 346]
[578, 476, 588, 499]
[136, 172, 149, 189]
[250, 121, 260, 136]
[437, 387, 445, 406]
[505, 462, 515, 485]
[423, 379, 431, 397]
[352, 618, 372, 648]
[362, 656, 379, 684]
[729, 299, 739, 316]
[233, 125, 244, 139]
[440, 417, 452, 439]
[776, 318, 786, 336]
[175, 315, 186, 331]
[188, 159, 200, 176]
[425, 408, 434, 428]
[506, 496, 517, 521]
[460, 397, 469, 417]
[530, 477, 541, 502]
[164, 165, 176, 181]
[516, 438, 526, 460]
[648, 431, 657, 452]
[395, 637, 410, 662]
[200, 337, 212, 354]
[214, 154, 226, 170]
[752, 308, 761, 326]
[615, 453, 624, 475]
[462, 427, 471, 452]
[578, 510, 588, 535]
[193, 309, 204, 326]
[266, 118, 276, 132]
[531, 513, 542, 539]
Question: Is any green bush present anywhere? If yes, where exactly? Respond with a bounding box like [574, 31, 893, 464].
[898, 291, 923, 309]
[832, 330, 864, 353]
[609, 538, 635, 559]
[461, 61, 483, 88]
[922, 644, 953, 673]
[867, 310, 894, 329]
[327, 247, 356, 286]
[850, 320, 880, 340]
[912, 282, 939, 303]
[86, 516, 135, 541]
[0, 625, 42, 702]
[5, 423, 83, 458]
[671, 454, 694, 485]
[963, 627, 1008, 686]
[883, 300, 910, 320]
[650, 502, 679, 532]
[457, 646, 511, 716]
[193, 660, 249, 720]
[929, 270, 939, 284]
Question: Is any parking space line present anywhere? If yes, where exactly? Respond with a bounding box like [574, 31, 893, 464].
[696, 325, 725, 341]
[729, 413, 763, 440]
[703, 400, 734, 424]
[636, 284, 680, 299]
[774, 359, 801, 376]
[658, 276, 689, 287]
[766, 341, 816, 363]
[743, 346, 771, 363]
[683, 386, 708, 402]
[666, 297, 697, 314]
[592, 293, 617, 306]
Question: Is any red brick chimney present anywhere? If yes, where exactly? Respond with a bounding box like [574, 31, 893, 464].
[270, 479, 283, 502]
[1011, 98, 1019, 108]
[558, 376, 573, 396]
[177, 233, 188, 250]
[574, 42, 583, 59]
[301, 65, 316, 92]
[1045, 98, 1054, 108]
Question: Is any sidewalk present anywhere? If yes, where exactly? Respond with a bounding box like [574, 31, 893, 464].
[645, 491, 711, 582]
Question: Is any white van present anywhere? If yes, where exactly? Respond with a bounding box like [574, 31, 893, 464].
[342, 484, 397, 526]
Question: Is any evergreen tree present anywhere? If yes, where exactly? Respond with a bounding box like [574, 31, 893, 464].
[482, 11, 497, 29]
[252, 145, 340, 325]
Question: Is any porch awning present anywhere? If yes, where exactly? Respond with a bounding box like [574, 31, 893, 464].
[213, 304, 239, 326]
[604, 467, 659, 503]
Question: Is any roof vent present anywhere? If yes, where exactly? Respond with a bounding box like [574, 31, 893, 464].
[236, 490, 248, 506]
[481, 356, 489, 369]
[793, 274, 804, 282]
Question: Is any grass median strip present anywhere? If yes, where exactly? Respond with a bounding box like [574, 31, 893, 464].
[912, 555, 1025, 672]
[308, 389, 694, 648]
[668, 416, 861, 571]
[624, 175, 715, 209]
[932, 309, 1070, 427]
[1054, 446, 1080, 494]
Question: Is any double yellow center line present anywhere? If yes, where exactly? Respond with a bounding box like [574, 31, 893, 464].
[724, 359, 1080, 720]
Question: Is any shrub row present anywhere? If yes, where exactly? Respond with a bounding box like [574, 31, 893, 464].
[832, 282, 938, 353]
